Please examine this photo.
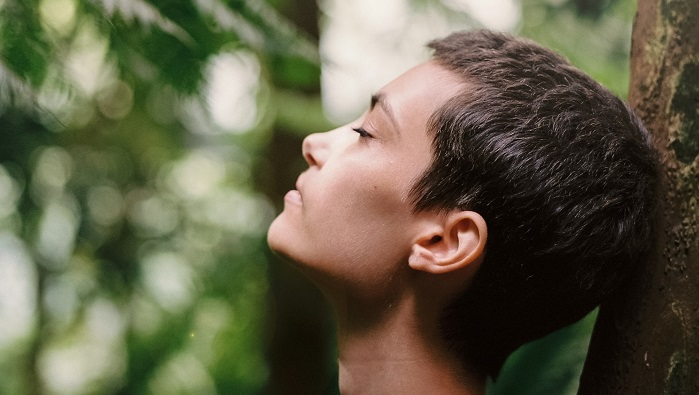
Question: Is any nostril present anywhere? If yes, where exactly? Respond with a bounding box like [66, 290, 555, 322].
[302, 133, 328, 167]
[302, 136, 317, 166]
[304, 150, 317, 166]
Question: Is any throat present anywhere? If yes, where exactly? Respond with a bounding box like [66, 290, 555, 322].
[335, 300, 485, 395]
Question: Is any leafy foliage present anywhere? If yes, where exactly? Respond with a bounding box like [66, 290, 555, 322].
[0, 0, 321, 393]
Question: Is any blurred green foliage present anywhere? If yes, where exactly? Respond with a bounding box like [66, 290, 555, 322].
[0, 0, 322, 393]
[0, 0, 636, 394]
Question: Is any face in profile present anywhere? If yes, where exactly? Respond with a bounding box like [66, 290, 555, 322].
[267, 61, 464, 299]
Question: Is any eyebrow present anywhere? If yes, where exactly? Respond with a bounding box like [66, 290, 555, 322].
[370, 93, 400, 136]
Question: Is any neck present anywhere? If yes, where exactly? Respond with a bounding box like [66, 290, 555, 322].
[332, 293, 485, 395]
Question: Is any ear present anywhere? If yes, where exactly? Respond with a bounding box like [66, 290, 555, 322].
[408, 211, 487, 275]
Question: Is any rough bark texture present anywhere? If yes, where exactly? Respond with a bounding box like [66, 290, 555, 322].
[579, 0, 699, 393]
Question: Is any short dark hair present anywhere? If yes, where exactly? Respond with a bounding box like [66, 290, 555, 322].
[410, 30, 658, 378]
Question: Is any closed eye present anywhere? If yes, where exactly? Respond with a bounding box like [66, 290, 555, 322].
[352, 127, 372, 138]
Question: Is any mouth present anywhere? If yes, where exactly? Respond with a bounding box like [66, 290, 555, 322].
[283, 177, 304, 206]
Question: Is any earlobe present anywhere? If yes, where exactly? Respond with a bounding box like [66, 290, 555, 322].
[408, 211, 487, 275]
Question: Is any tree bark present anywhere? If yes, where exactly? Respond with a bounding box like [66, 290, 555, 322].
[579, 0, 699, 393]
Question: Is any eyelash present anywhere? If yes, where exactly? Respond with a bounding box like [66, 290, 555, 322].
[352, 127, 372, 138]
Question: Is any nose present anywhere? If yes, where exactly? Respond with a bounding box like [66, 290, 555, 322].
[302, 131, 330, 168]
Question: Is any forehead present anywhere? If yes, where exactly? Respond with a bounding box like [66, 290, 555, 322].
[383, 61, 463, 94]
[378, 61, 464, 137]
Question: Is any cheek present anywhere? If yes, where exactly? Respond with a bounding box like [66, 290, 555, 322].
[306, 170, 412, 254]
[313, 169, 405, 225]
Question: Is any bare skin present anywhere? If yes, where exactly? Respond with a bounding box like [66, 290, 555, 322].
[334, 278, 486, 394]
[268, 62, 487, 394]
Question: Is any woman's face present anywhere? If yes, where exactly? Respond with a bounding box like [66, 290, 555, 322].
[267, 61, 463, 299]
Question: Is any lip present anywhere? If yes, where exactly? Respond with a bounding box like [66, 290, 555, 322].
[284, 189, 302, 205]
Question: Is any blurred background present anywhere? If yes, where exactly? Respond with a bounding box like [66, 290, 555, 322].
[0, 0, 636, 393]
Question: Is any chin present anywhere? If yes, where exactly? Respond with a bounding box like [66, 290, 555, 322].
[267, 217, 326, 280]
[267, 215, 305, 264]
[266, 215, 288, 254]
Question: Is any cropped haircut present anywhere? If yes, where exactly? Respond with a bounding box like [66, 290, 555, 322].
[410, 30, 658, 378]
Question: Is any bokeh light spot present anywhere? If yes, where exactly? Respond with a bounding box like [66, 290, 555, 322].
[97, 80, 134, 120]
[39, 0, 77, 34]
[126, 191, 179, 236]
[36, 198, 80, 269]
[141, 251, 195, 313]
[205, 51, 260, 134]
[167, 150, 226, 200]
[0, 165, 21, 218]
[0, 234, 36, 350]
[31, 146, 73, 203]
[87, 184, 124, 226]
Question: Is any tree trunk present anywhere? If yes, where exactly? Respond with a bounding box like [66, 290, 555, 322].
[579, 0, 699, 393]
[262, 1, 336, 394]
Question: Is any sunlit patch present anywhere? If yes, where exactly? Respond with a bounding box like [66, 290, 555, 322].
[85, 298, 125, 343]
[200, 189, 276, 237]
[148, 353, 216, 395]
[39, 0, 77, 35]
[141, 250, 196, 313]
[65, 20, 115, 96]
[30, 146, 73, 204]
[126, 190, 179, 237]
[38, 299, 126, 394]
[204, 51, 260, 134]
[353, 0, 409, 33]
[320, 0, 522, 123]
[0, 234, 36, 350]
[0, 165, 21, 219]
[443, 0, 521, 31]
[166, 150, 226, 200]
[36, 198, 80, 269]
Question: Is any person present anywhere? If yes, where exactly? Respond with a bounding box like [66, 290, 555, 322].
[267, 29, 658, 394]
